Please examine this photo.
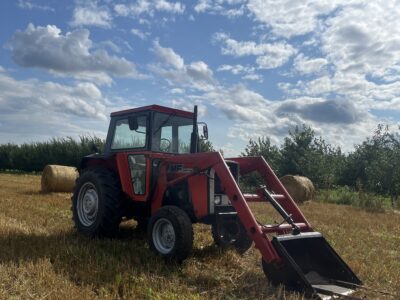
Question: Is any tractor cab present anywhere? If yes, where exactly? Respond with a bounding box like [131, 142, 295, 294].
[104, 105, 207, 154]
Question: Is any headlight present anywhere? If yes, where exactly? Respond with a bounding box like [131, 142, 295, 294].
[214, 195, 222, 205]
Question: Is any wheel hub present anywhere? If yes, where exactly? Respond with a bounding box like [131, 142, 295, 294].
[153, 218, 176, 254]
[77, 182, 99, 226]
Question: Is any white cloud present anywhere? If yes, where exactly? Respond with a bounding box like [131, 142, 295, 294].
[194, 0, 245, 18]
[8, 24, 142, 84]
[114, 0, 185, 18]
[17, 0, 54, 12]
[152, 40, 185, 69]
[194, 0, 211, 13]
[70, 3, 112, 28]
[214, 33, 296, 69]
[0, 69, 112, 143]
[131, 28, 149, 40]
[217, 64, 262, 81]
[0, 71, 107, 120]
[322, 1, 400, 81]
[247, 0, 348, 38]
[293, 54, 328, 75]
[273, 1, 400, 142]
[149, 44, 389, 153]
[150, 40, 216, 92]
[155, 0, 185, 13]
[170, 88, 184, 94]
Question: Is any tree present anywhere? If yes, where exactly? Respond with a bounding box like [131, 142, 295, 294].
[338, 124, 400, 207]
[279, 125, 314, 177]
[241, 136, 281, 172]
[279, 125, 344, 188]
[199, 140, 215, 152]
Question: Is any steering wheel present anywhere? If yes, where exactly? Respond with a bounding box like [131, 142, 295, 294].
[160, 138, 171, 152]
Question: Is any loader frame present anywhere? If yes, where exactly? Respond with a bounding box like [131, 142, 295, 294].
[139, 151, 312, 264]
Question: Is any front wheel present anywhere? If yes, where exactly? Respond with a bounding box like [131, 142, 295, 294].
[148, 206, 193, 262]
[211, 217, 253, 254]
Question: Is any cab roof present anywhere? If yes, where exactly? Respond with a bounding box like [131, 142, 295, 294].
[110, 104, 194, 118]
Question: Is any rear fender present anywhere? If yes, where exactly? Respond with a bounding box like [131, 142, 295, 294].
[79, 153, 116, 173]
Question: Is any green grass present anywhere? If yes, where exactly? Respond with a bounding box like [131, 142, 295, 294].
[0, 173, 399, 299]
[316, 186, 394, 212]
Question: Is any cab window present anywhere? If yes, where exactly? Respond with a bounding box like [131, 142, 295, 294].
[111, 116, 147, 150]
[151, 112, 193, 153]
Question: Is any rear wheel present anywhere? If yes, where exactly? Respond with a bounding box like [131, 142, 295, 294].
[212, 217, 252, 254]
[148, 206, 193, 262]
[72, 168, 122, 238]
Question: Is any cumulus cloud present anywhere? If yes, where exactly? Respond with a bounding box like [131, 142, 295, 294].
[70, 2, 112, 28]
[17, 0, 54, 11]
[150, 40, 215, 91]
[149, 43, 386, 152]
[217, 64, 262, 81]
[247, 0, 345, 38]
[0, 71, 107, 120]
[322, 2, 400, 80]
[0, 69, 112, 143]
[155, 0, 185, 13]
[152, 40, 185, 69]
[272, 0, 400, 136]
[214, 32, 296, 69]
[8, 24, 142, 84]
[114, 0, 185, 18]
[277, 98, 364, 124]
[194, 0, 246, 18]
[131, 28, 149, 40]
[293, 54, 328, 75]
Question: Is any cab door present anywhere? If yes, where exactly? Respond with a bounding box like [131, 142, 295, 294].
[116, 152, 151, 201]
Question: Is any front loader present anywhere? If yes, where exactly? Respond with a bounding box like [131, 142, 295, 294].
[72, 104, 361, 299]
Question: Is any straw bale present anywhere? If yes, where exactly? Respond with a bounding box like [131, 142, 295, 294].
[41, 165, 78, 193]
[280, 175, 315, 203]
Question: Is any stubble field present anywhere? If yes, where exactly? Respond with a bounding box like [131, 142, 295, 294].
[0, 173, 399, 299]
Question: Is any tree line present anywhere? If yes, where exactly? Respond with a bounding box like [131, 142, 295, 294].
[0, 125, 399, 206]
[241, 124, 400, 207]
[0, 136, 104, 173]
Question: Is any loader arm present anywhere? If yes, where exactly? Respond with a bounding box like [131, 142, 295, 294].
[148, 151, 361, 299]
[228, 156, 311, 226]
[149, 152, 306, 263]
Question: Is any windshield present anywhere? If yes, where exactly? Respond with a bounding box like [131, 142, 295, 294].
[151, 112, 193, 153]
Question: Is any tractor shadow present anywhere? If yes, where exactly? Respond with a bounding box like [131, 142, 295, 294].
[0, 224, 229, 293]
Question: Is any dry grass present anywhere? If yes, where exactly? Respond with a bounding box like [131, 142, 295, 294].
[0, 173, 399, 299]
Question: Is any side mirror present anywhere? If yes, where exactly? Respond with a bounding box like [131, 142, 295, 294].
[198, 122, 208, 140]
[128, 116, 138, 131]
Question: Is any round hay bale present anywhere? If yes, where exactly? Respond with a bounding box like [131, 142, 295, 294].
[280, 175, 315, 203]
[41, 165, 78, 193]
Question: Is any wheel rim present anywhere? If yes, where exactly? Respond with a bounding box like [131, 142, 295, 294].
[77, 182, 99, 227]
[152, 218, 176, 254]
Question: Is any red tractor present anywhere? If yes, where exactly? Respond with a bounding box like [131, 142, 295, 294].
[72, 104, 361, 299]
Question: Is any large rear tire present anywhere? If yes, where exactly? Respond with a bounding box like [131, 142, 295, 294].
[72, 168, 122, 238]
[148, 206, 193, 262]
[212, 217, 252, 254]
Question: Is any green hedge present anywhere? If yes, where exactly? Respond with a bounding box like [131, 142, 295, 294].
[0, 136, 104, 172]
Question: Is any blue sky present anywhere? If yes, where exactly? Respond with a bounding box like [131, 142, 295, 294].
[1, 0, 400, 155]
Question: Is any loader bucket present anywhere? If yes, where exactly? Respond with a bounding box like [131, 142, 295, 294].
[263, 232, 362, 299]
